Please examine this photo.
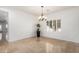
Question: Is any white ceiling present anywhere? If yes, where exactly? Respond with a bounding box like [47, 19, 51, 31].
[2, 6, 75, 16]
[14, 6, 75, 16]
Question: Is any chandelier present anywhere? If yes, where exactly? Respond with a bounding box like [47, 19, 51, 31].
[38, 6, 47, 21]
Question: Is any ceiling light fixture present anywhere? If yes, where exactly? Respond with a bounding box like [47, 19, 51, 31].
[38, 6, 47, 21]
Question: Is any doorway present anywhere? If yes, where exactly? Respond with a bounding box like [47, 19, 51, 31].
[0, 10, 8, 42]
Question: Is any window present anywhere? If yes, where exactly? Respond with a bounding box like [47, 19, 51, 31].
[57, 19, 61, 32]
[53, 20, 56, 31]
[46, 19, 61, 32]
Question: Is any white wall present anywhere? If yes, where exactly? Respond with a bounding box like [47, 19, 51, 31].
[41, 7, 79, 43]
[0, 7, 37, 42]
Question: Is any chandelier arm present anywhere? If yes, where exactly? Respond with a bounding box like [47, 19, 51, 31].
[39, 6, 47, 21]
[41, 6, 44, 16]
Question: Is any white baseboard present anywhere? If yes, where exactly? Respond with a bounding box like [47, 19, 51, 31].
[8, 35, 35, 42]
